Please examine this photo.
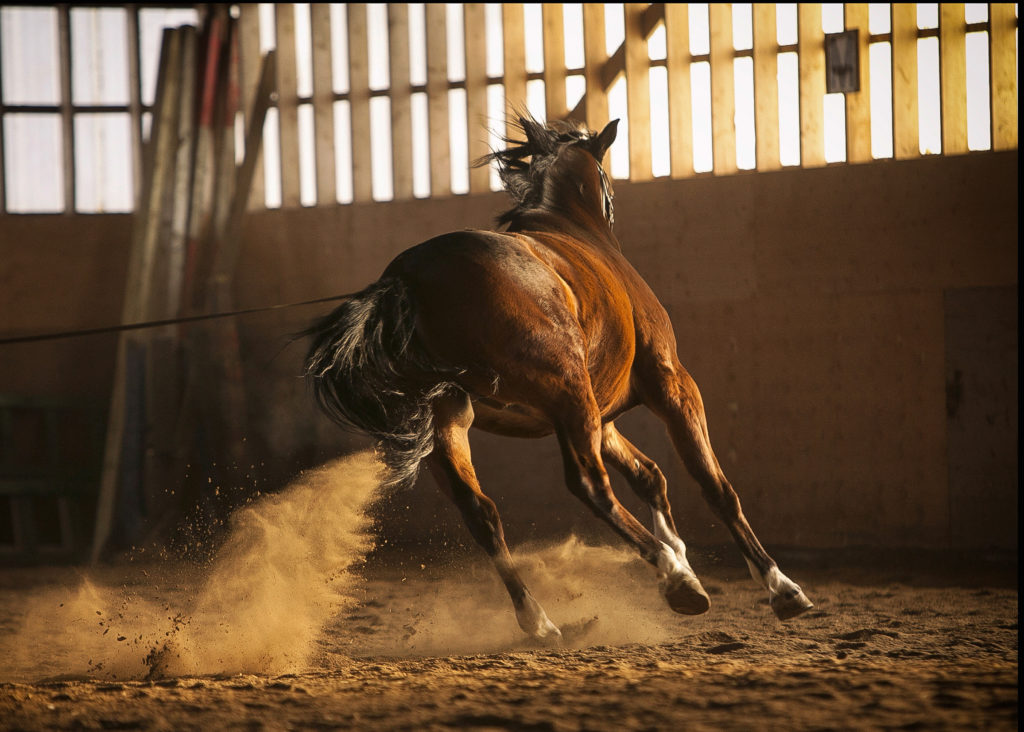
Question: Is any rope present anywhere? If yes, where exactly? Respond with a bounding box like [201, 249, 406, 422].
[0, 294, 351, 347]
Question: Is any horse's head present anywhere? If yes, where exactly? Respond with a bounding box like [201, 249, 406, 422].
[480, 114, 619, 235]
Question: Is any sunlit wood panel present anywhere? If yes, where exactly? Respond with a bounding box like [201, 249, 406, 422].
[388, 3, 413, 200]
[665, 3, 693, 178]
[939, 4, 967, 155]
[709, 2, 736, 174]
[989, 3, 1017, 151]
[542, 4, 567, 120]
[464, 3, 490, 192]
[798, 3, 826, 167]
[891, 3, 919, 159]
[274, 3, 300, 206]
[425, 3, 450, 196]
[582, 2, 609, 138]
[238, 3, 264, 209]
[310, 4, 335, 205]
[348, 4, 372, 202]
[842, 4, 872, 163]
[502, 4, 527, 129]
[624, 3, 652, 180]
[752, 3, 780, 171]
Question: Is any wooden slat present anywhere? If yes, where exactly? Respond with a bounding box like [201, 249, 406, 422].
[581, 2, 609, 136]
[708, 2, 736, 174]
[664, 3, 693, 178]
[798, 3, 826, 167]
[464, 3, 490, 192]
[624, 3, 652, 180]
[752, 3, 779, 171]
[274, 3, 300, 206]
[844, 3, 872, 163]
[939, 4, 967, 155]
[891, 3, 919, 159]
[989, 3, 1018, 151]
[125, 5, 144, 208]
[238, 3, 264, 208]
[57, 5, 74, 212]
[389, 3, 413, 199]
[542, 3, 567, 120]
[310, 3, 336, 204]
[348, 4, 372, 202]
[502, 4, 527, 128]
[425, 3, 450, 196]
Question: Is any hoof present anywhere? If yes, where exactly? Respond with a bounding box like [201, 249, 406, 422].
[662, 574, 711, 615]
[770, 586, 813, 621]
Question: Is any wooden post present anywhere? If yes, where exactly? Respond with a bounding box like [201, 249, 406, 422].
[57, 5, 74, 211]
[464, 3, 490, 192]
[989, 3, 1018, 151]
[843, 4, 872, 163]
[891, 3, 919, 159]
[239, 3, 265, 209]
[624, 3, 652, 180]
[542, 3, 567, 120]
[348, 4, 373, 202]
[581, 3, 609, 136]
[311, 3, 336, 205]
[426, 3, 450, 196]
[389, 3, 414, 200]
[939, 4, 967, 155]
[275, 3, 301, 206]
[708, 2, 737, 174]
[665, 3, 694, 178]
[752, 3, 780, 171]
[503, 4, 527, 127]
[798, 3, 826, 167]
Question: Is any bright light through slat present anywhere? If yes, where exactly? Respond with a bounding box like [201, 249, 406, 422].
[366, 4, 390, 91]
[411, 92, 430, 198]
[524, 3, 544, 74]
[446, 4, 465, 83]
[563, 3, 584, 69]
[607, 76, 629, 177]
[689, 4, 709, 55]
[408, 4, 427, 88]
[369, 96, 393, 201]
[649, 66, 669, 177]
[485, 4, 504, 78]
[917, 37, 941, 154]
[487, 84, 505, 191]
[734, 57, 755, 170]
[691, 61, 713, 173]
[732, 4, 752, 50]
[333, 100, 353, 203]
[293, 4, 313, 98]
[965, 32, 991, 151]
[449, 88, 469, 194]
[263, 106, 282, 208]
[776, 4, 798, 46]
[605, 3, 624, 56]
[869, 43, 893, 159]
[329, 4, 349, 95]
[526, 78, 546, 122]
[566, 74, 585, 113]
[297, 103, 317, 206]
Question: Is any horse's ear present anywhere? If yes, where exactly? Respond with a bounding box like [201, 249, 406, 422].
[591, 119, 619, 159]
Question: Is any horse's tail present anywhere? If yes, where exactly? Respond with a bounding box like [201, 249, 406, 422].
[301, 277, 456, 489]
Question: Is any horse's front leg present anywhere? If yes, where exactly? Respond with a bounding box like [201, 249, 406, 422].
[640, 359, 814, 621]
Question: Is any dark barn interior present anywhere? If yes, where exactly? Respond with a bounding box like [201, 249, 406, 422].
[0, 3, 1017, 730]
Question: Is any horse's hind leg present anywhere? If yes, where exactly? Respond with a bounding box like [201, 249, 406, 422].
[643, 361, 813, 620]
[553, 393, 711, 614]
[600, 423, 703, 582]
[426, 390, 562, 642]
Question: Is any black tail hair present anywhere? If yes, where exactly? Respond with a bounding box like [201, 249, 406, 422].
[302, 277, 457, 489]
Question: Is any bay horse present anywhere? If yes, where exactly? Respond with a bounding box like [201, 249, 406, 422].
[303, 114, 812, 641]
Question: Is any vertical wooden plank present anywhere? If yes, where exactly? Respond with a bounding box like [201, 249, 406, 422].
[503, 4, 528, 127]
[624, 3, 652, 180]
[752, 3, 779, 171]
[125, 5, 144, 208]
[798, 3, 826, 167]
[464, 3, 490, 192]
[940, 4, 968, 155]
[310, 3, 336, 204]
[989, 3, 1018, 150]
[348, 4, 373, 202]
[0, 9, 5, 211]
[542, 3, 567, 120]
[891, 3, 919, 159]
[239, 3, 264, 209]
[844, 3, 872, 163]
[275, 3, 300, 206]
[425, 3, 450, 196]
[389, 3, 414, 200]
[664, 3, 693, 178]
[582, 3, 609, 135]
[57, 5, 74, 212]
[708, 2, 737, 174]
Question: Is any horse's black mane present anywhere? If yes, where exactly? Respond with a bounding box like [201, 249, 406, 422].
[476, 113, 603, 227]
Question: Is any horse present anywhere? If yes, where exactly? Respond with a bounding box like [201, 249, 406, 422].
[303, 114, 813, 641]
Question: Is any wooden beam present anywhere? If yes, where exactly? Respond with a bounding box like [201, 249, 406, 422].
[125, 4, 144, 208]
[939, 4, 967, 155]
[891, 3, 919, 159]
[798, 3, 826, 167]
[57, 4, 74, 212]
[425, 3, 450, 196]
[709, 2, 737, 174]
[581, 3, 608, 132]
[844, 4, 872, 163]
[310, 3, 336, 204]
[274, 3, 301, 206]
[238, 3, 264, 208]
[503, 3, 527, 127]
[464, 3, 490, 192]
[752, 3, 779, 171]
[389, 3, 413, 199]
[348, 4, 372, 202]
[624, 3, 652, 180]
[989, 3, 1018, 151]
[542, 3, 567, 120]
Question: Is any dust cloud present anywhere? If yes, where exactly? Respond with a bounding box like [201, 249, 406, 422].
[0, 451, 382, 682]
